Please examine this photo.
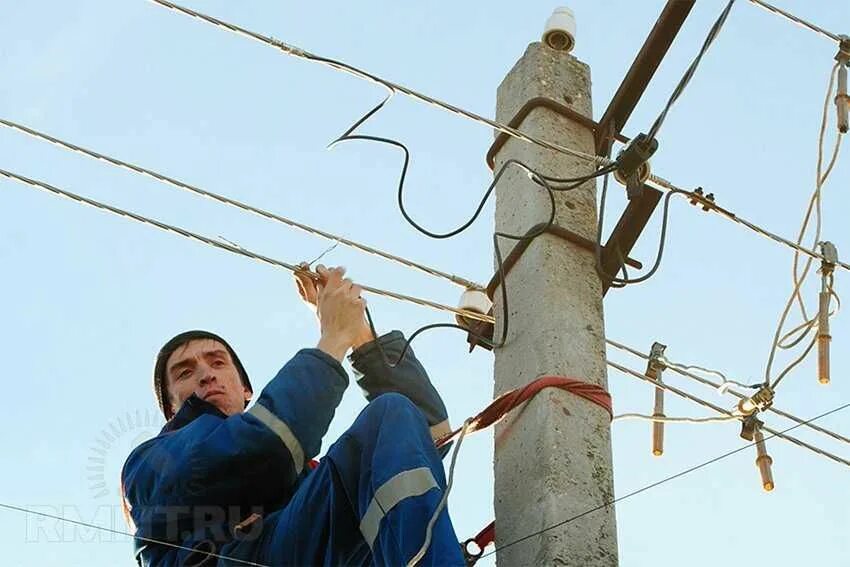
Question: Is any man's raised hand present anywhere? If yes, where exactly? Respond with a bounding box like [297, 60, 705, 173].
[312, 265, 372, 361]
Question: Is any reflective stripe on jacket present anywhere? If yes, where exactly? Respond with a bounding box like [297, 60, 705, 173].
[121, 348, 348, 567]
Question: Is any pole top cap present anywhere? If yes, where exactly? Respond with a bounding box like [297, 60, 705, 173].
[543, 7, 576, 53]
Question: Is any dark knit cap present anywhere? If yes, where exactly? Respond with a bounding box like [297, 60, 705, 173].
[153, 330, 252, 420]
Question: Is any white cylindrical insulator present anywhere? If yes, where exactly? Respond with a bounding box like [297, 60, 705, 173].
[543, 7, 576, 52]
[818, 290, 832, 384]
[456, 289, 493, 329]
[836, 65, 848, 134]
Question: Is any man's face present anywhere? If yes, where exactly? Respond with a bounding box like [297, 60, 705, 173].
[165, 339, 251, 417]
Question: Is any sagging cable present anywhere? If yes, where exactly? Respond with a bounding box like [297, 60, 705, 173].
[329, 95, 612, 367]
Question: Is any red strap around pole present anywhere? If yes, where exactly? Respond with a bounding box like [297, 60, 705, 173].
[437, 374, 612, 448]
[447, 375, 612, 564]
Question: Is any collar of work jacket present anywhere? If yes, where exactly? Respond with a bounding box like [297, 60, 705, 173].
[161, 394, 228, 434]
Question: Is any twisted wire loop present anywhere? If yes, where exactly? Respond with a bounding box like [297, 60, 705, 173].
[0, 167, 492, 324]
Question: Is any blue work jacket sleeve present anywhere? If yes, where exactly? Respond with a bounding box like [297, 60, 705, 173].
[348, 330, 448, 426]
[247, 347, 349, 465]
[123, 348, 348, 517]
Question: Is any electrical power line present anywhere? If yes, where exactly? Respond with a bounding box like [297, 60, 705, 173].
[482, 399, 850, 559]
[606, 338, 850, 447]
[609, 360, 850, 469]
[646, 0, 737, 141]
[0, 167, 492, 324]
[146, 0, 609, 169]
[747, 0, 843, 43]
[147, 0, 850, 278]
[0, 117, 484, 292]
[0, 502, 269, 567]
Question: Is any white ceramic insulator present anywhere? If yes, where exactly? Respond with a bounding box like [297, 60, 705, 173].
[456, 289, 494, 328]
[543, 7, 576, 52]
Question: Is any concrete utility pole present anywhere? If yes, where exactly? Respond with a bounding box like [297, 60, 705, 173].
[492, 12, 618, 566]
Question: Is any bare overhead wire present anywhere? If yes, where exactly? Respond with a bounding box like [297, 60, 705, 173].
[0, 117, 483, 291]
[148, 0, 850, 281]
[747, 0, 843, 43]
[646, 0, 737, 141]
[329, 93, 614, 366]
[146, 0, 609, 168]
[0, 167, 493, 324]
[481, 398, 850, 559]
[0, 502, 270, 567]
[608, 359, 850, 468]
[606, 338, 850, 447]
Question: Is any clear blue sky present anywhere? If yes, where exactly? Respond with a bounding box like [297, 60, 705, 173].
[1, 1, 848, 565]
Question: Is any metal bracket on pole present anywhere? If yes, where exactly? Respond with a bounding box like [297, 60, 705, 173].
[594, 0, 696, 155]
[485, 97, 629, 171]
[465, 223, 645, 351]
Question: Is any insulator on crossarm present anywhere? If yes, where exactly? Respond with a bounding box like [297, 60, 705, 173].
[455, 289, 493, 330]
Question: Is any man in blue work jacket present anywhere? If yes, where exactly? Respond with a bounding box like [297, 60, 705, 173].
[121, 265, 465, 566]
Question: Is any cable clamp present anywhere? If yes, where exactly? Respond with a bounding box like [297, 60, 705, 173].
[646, 342, 667, 379]
[737, 384, 775, 417]
[739, 414, 763, 442]
[687, 187, 716, 211]
[836, 35, 850, 63]
[613, 133, 658, 200]
[819, 241, 839, 274]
